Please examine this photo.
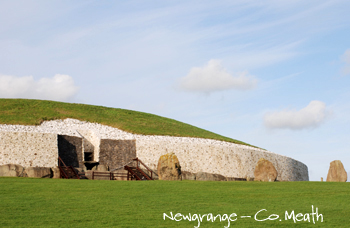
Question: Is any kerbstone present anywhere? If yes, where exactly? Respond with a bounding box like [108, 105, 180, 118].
[0, 164, 25, 177]
[196, 172, 226, 181]
[181, 171, 196, 180]
[26, 167, 52, 178]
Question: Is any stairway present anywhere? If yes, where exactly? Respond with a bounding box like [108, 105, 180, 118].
[58, 156, 80, 179]
[59, 166, 80, 179]
[124, 158, 155, 181]
[125, 166, 152, 180]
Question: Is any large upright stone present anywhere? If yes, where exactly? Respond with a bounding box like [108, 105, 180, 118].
[254, 158, 277, 182]
[157, 153, 181, 180]
[326, 160, 347, 182]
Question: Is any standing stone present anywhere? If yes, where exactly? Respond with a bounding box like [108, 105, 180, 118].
[254, 158, 278, 182]
[157, 153, 181, 180]
[326, 160, 347, 182]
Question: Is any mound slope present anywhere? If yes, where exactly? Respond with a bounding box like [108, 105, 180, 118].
[0, 98, 254, 147]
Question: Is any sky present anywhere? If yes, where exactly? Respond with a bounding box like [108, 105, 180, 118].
[0, 0, 349, 181]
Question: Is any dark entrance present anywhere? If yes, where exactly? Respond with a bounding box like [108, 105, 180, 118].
[84, 152, 94, 161]
[57, 135, 83, 168]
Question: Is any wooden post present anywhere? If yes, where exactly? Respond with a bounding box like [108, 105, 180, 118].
[92, 171, 94, 180]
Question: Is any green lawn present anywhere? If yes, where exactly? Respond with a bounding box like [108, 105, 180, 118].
[0, 177, 349, 227]
[0, 98, 254, 147]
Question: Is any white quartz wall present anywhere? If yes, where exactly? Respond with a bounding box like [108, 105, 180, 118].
[0, 119, 309, 181]
[135, 136, 309, 181]
[0, 132, 58, 167]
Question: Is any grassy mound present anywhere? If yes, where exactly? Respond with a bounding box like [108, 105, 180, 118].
[0, 98, 254, 147]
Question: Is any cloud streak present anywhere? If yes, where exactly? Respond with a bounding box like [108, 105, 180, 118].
[179, 59, 257, 93]
[264, 100, 330, 130]
[0, 74, 79, 101]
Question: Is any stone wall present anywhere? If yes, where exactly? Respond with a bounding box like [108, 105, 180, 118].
[0, 132, 58, 167]
[58, 135, 83, 168]
[0, 119, 309, 181]
[135, 136, 309, 181]
[99, 139, 136, 170]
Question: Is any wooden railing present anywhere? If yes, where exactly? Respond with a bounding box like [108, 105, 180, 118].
[91, 171, 128, 180]
[133, 157, 157, 180]
[58, 156, 67, 167]
[58, 156, 80, 179]
[124, 166, 142, 180]
[135, 167, 152, 180]
[58, 157, 156, 181]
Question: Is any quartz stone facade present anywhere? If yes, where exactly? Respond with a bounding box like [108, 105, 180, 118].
[0, 119, 309, 181]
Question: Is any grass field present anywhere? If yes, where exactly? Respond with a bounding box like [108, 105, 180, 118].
[0, 177, 349, 227]
[0, 98, 254, 147]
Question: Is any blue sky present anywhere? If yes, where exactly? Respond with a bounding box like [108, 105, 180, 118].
[1, 0, 349, 181]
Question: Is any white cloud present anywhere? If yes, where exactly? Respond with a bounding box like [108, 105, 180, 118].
[264, 100, 330, 130]
[0, 74, 79, 101]
[341, 49, 350, 76]
[179, 59, 257, 93]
